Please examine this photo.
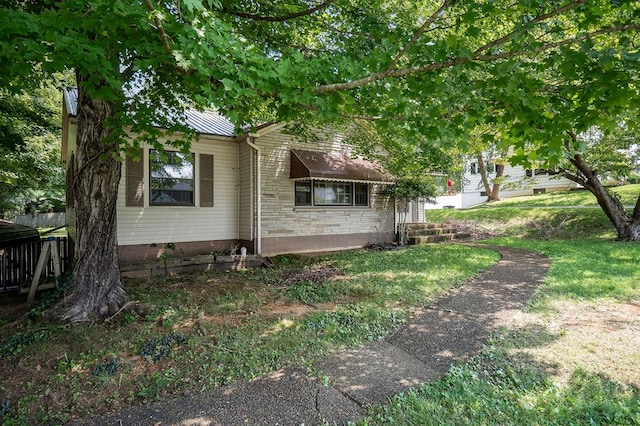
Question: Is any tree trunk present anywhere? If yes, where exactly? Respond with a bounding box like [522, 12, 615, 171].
[477, 155, 501, 202]
[489, 164, 504, 201]
[477, 155, 491, 196]
[563, 133, 640, 241]
[63, 74, 128, 322]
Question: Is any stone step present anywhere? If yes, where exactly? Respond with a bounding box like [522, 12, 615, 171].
[405, 222, 440, 231]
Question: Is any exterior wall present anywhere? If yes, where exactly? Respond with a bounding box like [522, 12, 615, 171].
[118, 239, 238, 263]
[115, 135, 240, 262]
[64, 117, 397, 260]
[254, 127, 395, 255]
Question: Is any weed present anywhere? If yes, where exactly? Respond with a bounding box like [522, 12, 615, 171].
[284, 280, 340, 304]
[27, 268, 74, 316]
[93, 359, 120, 376]
[139, 332, 187, 362]
[0, 330, 48, 359]
[136, 371, 171, 402]
[1, 399, 10, 417]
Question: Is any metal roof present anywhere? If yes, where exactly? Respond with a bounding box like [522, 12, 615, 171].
[63, 87, 78, 116]
[62, 87, 236, 137]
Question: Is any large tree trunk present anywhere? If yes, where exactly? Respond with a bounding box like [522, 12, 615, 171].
[63, 74, 128, 322]
[563, 132, 640, 242]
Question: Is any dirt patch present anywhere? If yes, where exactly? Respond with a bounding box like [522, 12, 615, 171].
[0, 292, 30, 324]
[507, 300, 640, 388]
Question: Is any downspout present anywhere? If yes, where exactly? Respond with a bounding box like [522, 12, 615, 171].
[246, 137, 262, 254]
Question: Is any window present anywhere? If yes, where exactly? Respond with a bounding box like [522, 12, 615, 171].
[471, 162, 494, 175]
[295, 180, 369, 207]
[355, 183, 369, 206]
[295, 181, 312, 206]
[315, 181, 352, 205]
[150, 150, 195, 206]
[526, 169, 547, 178]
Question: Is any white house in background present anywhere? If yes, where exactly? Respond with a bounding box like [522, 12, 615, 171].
[427, 161, 577, 210]
[62, 88, 421, 265]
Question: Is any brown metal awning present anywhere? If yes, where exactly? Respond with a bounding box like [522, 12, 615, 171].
[290, 149, 393, 184]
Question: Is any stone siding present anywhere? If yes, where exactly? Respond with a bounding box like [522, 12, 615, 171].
[255, 127, 395, 255]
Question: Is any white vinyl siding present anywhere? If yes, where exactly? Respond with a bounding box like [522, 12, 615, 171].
[117, 135, 238, 246]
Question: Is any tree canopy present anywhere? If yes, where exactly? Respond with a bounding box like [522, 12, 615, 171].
[2, 1, 638, 142]
[0, 80, 66, 218]
[1, 0, 639, 320]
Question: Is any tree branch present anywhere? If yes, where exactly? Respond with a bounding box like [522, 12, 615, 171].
[559, 167, 587, 187]
[221, 1, 334, 22]
[473, 0, 586, 57]
[474, 22, 640, 61]
[385, 0, 453, 73]
[143, 0, 171, 54]
[313, 22, 640, 94]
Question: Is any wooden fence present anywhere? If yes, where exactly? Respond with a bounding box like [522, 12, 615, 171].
[0, 237, 71, 292]
[12, 213, 66, 228]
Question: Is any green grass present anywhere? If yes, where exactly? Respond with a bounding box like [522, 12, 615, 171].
[356, 185, 640, 426]
[479, 184, 639, 208]
[0, 244, 498, 424]
[3, 186, 639, 424]
[485, 237, 640, 305]
[361, 353, 640, 425]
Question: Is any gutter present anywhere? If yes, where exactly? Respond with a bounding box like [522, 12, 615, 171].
[246, 137, 261, 254]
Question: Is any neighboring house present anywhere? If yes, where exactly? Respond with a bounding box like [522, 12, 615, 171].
[62, 88, 413, 264]
[428, 160, 577, 210]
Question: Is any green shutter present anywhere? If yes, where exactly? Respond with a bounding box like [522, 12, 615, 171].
[126, 148, 144, 207]
[200, 153, 214, 207]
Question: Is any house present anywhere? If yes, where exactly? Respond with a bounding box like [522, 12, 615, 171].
[427, 160, 577, 210]
[62, 88, 414, 266]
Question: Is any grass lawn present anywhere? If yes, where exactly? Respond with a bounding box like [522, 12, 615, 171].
[473, 183, 639, 208]
[359, 185, 640, 425]
[0, 244, 498, 424]
[1, 185, 638, 425]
